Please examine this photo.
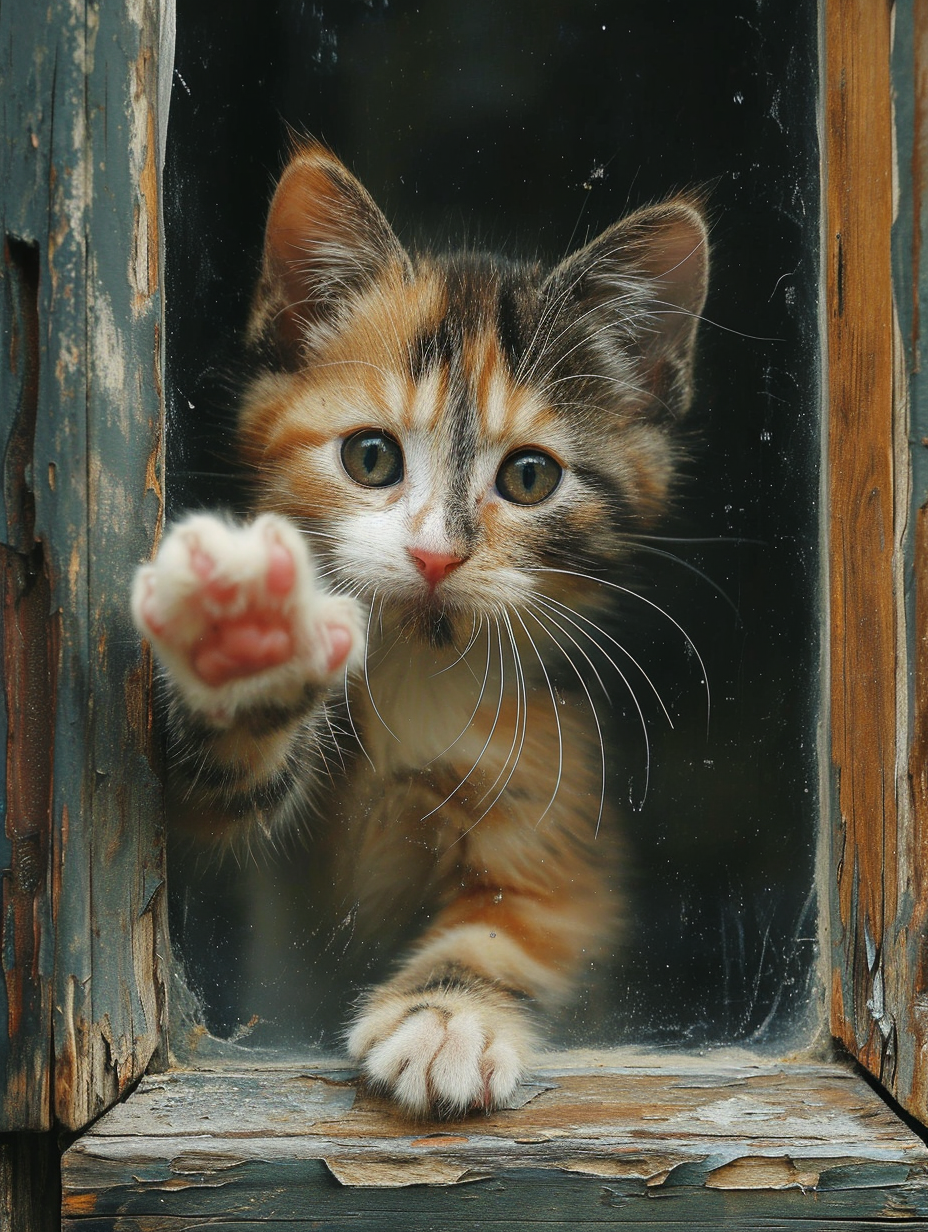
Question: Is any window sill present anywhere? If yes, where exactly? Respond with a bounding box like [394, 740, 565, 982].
[62, 1050, 928, 1227]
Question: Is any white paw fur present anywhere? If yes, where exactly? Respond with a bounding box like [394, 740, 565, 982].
[132, 512, 363, 724]
[347, 983, 536, 1117]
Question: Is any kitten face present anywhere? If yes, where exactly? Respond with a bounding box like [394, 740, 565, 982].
[239, 143, 708, 646]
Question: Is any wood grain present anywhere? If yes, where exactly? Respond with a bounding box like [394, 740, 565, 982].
[60, 1058, 928, 1228]
[0, 0, 170, 1135]
[892, 0, 928, 1131]
[828, 0, 928, 1128]
[0, 1134, 59, 1232]
[0, 234, 55, 1132]
[825, 0, 899, 1086]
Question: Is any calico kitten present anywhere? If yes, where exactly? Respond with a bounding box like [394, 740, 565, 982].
[133, 142, 708, 1115]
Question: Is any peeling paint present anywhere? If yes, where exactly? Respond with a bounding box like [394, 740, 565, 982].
[60, 1061, 928, 1221]
[129, 1, 160, 311]
[706, 1155, 822, 1191]
[557, 1155, 680, 1181]
[0, 0, 171, 1134]
[61, 1191, 96, 1215]
[170, 1151, 248, 1174]
[323, 1156, 482, 1187]
[90, 291, 128, 404]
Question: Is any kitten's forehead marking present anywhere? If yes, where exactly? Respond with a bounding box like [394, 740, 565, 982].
[408, 292, 567, 454]
[409, 365, 445, 433]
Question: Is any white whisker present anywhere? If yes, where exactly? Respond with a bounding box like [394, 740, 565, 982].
[342, 672, 375, 771]
[471, 610, 529, 822]
[431, 613, 482, 676]
[646, 297, 782, 343]
[523, 597, 610, 702]
[626, 533, 763, 545]
[533, 592, 673, 728]
[427, 617, 508, 829]
[536, 301, 648, 391]
[363, 588, 399, 740]
[426, 618, 493, 764]
[523, 604, 608, 835]
[621, 542, 740, 620]
[512, 609, 563, 827]
[527, 596, 651, 805]
[513, 264, 592, 385]
[529, 566, 711, 729]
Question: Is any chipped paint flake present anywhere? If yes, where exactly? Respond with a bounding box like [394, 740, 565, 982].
[322, 1156, 482, 1187]
[91, 292, 128, 403]
[706, 1155, 822, 1191]
[557, 1154, 680, 1181]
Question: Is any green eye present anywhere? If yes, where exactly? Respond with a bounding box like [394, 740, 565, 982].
[341, 429, 404, 488]
[496, 449, 562, 505]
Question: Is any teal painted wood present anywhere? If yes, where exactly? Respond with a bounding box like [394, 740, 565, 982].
[886, 0, 920, 1114]
[60, 1060, 928, 1227]
[0, 0, 172, 1134]
[56, 1222, 928, 1232]
[57, 1160, 928, 1225]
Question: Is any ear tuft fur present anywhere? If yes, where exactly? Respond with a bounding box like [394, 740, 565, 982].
[543, 199, 709, 419]
[247, 142, 411, 364]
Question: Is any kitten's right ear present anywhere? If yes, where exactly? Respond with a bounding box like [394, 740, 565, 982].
[544, 199, 709, 420]
[247, 143, 411, 363]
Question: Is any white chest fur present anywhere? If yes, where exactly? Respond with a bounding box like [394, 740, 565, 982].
[358, 629, 506, 774]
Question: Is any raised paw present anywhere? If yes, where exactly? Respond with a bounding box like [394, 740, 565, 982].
[347, 982, 536, 1118]
[132, 512, 363, 723]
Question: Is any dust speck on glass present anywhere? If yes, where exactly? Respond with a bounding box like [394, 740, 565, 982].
[164, 0, 819, 1053]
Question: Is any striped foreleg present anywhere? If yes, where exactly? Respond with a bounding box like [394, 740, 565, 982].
[348, 755, 617, 1117]
[132, 511, 363, 841]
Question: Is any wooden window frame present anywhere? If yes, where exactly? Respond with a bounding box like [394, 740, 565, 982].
[826, 0, 928, 1119]
[5, 0, 928, 1226]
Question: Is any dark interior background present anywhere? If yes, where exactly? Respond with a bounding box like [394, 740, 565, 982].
[164, 0, 821, 1052]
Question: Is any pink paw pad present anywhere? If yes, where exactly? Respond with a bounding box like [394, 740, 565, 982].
[133, 513, 363, 706]
[266, 541, 296, 595]
[324, 624, 354, 676]
[193, 618, 294, 687]
[186, 534, 299, 687]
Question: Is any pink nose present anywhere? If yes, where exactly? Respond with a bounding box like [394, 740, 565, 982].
[409, 548, 467, 588]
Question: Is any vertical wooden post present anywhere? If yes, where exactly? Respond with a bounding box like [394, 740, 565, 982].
[0, 0, 171, 1149]
[891, 0, 928, 1123]
[829, 0, 928, 1127]
[825, 0, 898, 1082]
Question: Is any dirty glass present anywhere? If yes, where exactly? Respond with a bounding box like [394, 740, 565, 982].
[164, 0, 820, 1053]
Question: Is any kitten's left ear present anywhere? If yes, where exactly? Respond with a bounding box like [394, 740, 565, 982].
[247, 142, 411, 364]
[545, 200, 709, 418]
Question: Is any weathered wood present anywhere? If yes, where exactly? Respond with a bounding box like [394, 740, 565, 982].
[826, 0, 928, 1127]
[892, 0, 928, 1128]
[0, 231, 55, 1134]
[902, 504, 928, 1116]
[0, 1132, 60, 1232]
[61, 1057, 928, 1227]
[0, 0, 172, 1134]
[54, 1222, 928, 1232]
[825, 0, 902, 1089]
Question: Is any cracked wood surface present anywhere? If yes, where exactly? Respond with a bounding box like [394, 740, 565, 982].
[891, 0, 928, 1130]
[0, 0, 171, 1134]
[61, 1056, 928, 1227]
[826, 0, 928, 1128]
[825, 0, 900, 1084]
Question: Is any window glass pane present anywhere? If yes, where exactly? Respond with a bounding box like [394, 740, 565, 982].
[164, 0, 820, 1055]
